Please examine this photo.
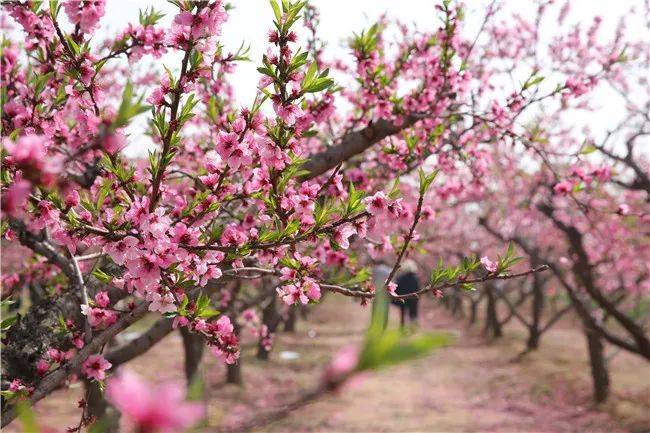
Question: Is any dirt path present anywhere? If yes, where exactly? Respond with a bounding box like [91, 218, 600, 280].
[210, 297, 648, 433]
[7, 296, 649, 433]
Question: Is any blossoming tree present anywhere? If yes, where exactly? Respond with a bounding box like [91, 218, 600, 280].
[416, 0, 650, 403]
[1, 0, 647, 431]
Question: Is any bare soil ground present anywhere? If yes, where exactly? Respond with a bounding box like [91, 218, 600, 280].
[5, 295, 649, 433]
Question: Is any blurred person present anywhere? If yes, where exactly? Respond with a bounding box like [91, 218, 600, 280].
[392, 260, 420, 327]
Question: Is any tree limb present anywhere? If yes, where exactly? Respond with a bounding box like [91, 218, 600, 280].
[302, 116, 419, 179]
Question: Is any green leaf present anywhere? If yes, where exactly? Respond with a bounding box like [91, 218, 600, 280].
[49, 0, 59, 19]
[1, 315, 18, 331]
[523, 74, 544, 90]
[366, 281, 389, 342]
[418, 168, 439, 195]
[303, 61, 318, 87]
[358, 328, 452, 371]
[16, 401, 40, 433]
[303, 77, 334, 93]
[269, 0, 282, 23]
[114, 81, 149, 129]
[187, 374, 205, 401]
[66, 36, 80, 56]
[92, 268, 113, 283]
[579, 145, 597, 155]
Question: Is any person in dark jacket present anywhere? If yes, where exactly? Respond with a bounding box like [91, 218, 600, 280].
[391, 260, 420, 327]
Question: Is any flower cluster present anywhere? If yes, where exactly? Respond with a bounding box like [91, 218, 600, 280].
[63, 0, 106, 34]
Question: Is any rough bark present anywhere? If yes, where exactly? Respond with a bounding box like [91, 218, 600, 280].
[484, 285, 502, 338]
[226, 324, 243, 385]
[1, 293, 83, 384]
[284, 307, 297, 333]
[527, 272, 544, 350]
[2, 302, 150, 428]
[85, 379, 120, 433]
[105, 318, 174, 366]
[302, 116, 419, 180]
[469, 295, 480, 326]
[585, 325, 610, 403]
[180, 327, 205, 387]
[538, 204, 650, 359]
[257, 296, 281, 360]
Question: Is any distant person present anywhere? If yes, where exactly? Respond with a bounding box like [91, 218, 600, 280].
[392, 260, 420, 327]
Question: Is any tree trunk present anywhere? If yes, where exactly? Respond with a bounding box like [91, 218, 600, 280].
[180, 327, 204, 387]
[284, 307, 297, 333]
[85, 379, 120, 433]
[450, 289, 463, 317]
[527, 274, 544, 350]
[484, 286, 502, 338]
[226, 360, 243, 385]
[226, 324, 243, 385]
[257, 297, 281, 360]
[585, 325, 610, 403]
[469, 296, 479, 326]
[456, 293, 465, 318]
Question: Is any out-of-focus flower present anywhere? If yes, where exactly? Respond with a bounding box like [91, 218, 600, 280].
[106, 370, 204, 433]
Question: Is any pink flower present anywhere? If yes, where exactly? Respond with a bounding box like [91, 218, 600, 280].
[1, 179, 31, 217]
[333, 224, 356, 249]
[242, 308, 258, 322]
[227, 143, 253, 170]
[81, 305, 118, 328]
[480, 256, 498, 273]
[170, 223, 199, 246]
[73, 336, 85, 349]
[220, 225, 248, 247]
[172, 316, 189, 329]
[272, 99, 303, 126]
[63, 0, 106, 34]
[353, 220, 368, 239]
[104, 236, 140, 266]
[592, 165, 611, 182]
[215, 131, 238, 159]
[64, 189, 80, 208]
[387, 282, 398, 296]
[101, 131, 127, 154]
[303, 278, 322, 302]
[323, 344, 359, 386]
[564, 76, 590, 98]
[172, 2, 227, 40]
[106, 370, 204, 433]
[36, 359, 50, 376]
[147, 292, 177, 314]
[192, 318, 208, 333]
[553, 181, 572, 195]
[127, 254, 162, 290]
[3, 135, 61, 186]
[388, 198, 404, 218]
[364, 191, 389, 215]
[82, 354, 112, 381]
[617, 203, 630, 215]
[94, 291, 110, 308]
[211, 344, 240, 364]
[277, 283, 309, 305]
[8, 379, 32, 395]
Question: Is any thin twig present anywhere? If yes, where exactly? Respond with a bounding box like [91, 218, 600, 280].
[322, 265, 550, 299]
[72, 256, 93, 343]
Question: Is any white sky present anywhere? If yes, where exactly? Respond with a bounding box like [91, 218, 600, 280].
[3, 1, 647, 156]
[97, 0, 647, 106]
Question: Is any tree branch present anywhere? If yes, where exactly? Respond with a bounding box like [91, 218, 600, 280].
[302, 116, 420, 179]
